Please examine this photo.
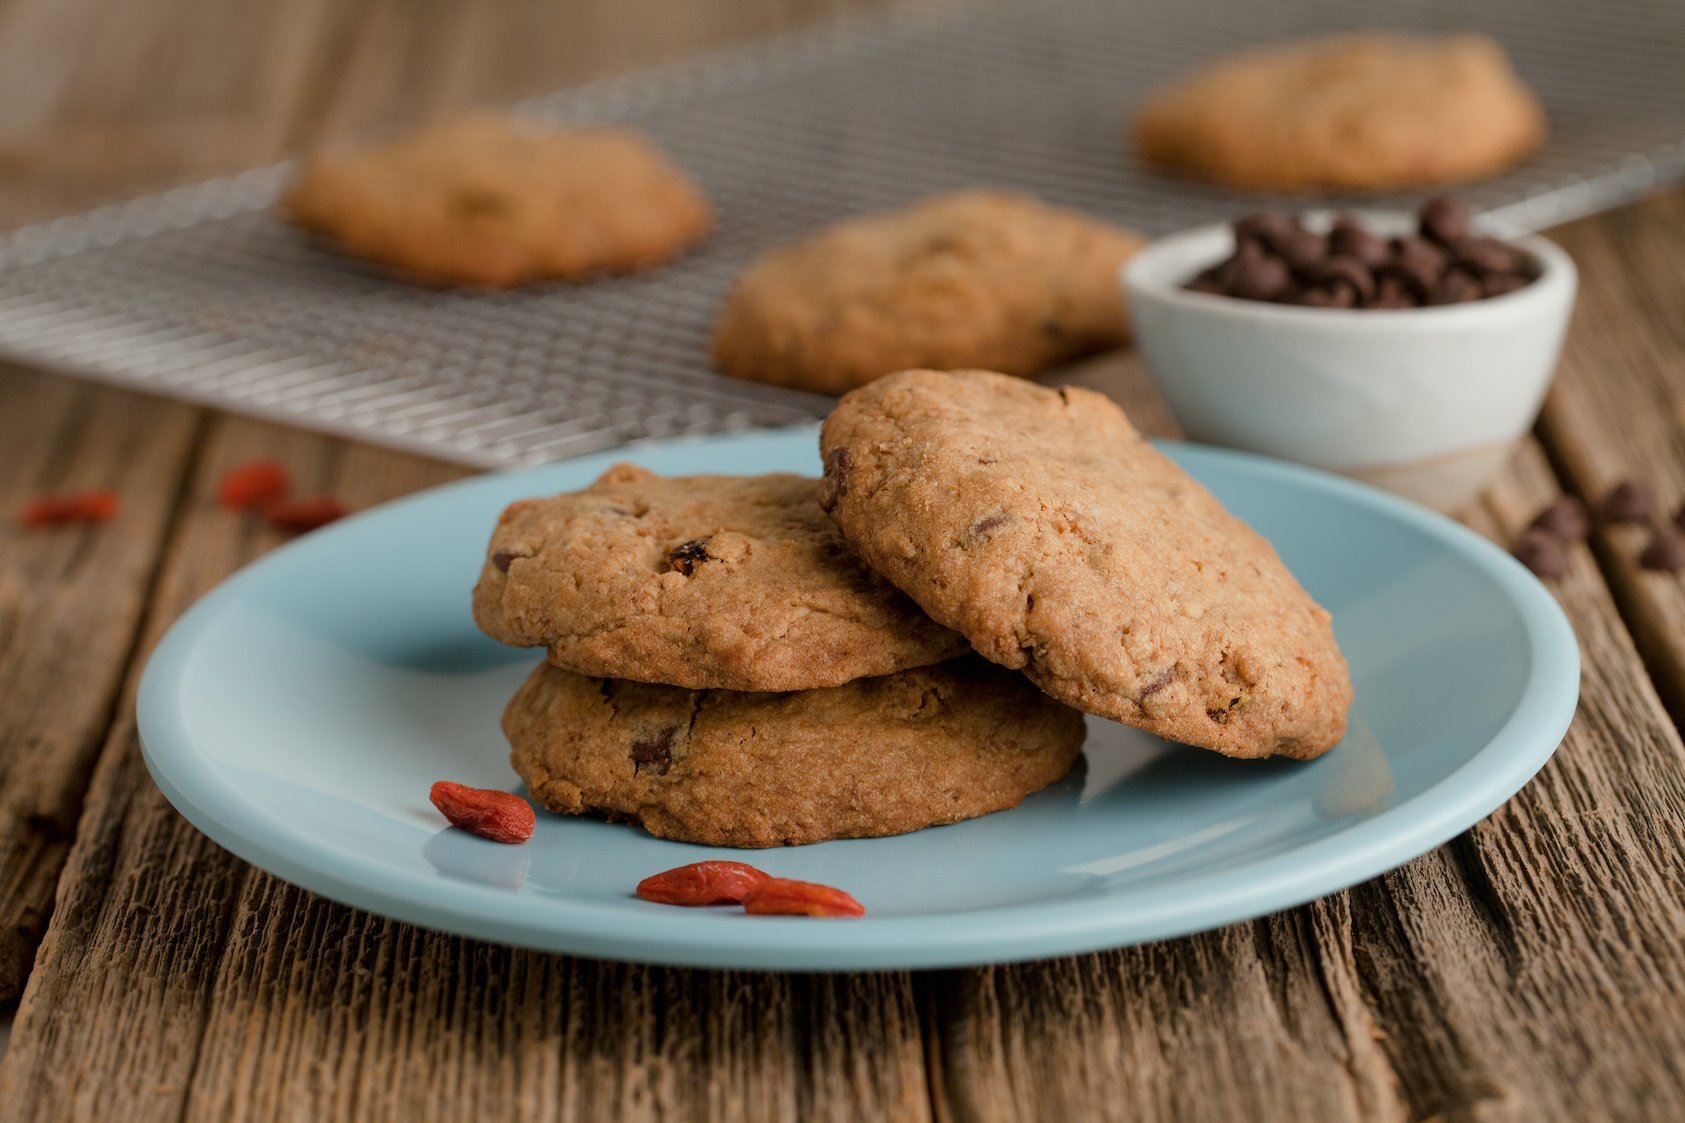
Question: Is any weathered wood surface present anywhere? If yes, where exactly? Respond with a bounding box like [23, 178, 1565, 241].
[0, 371, 198, 997]
[0, 0, 1684, 1119]
[1540, 192, 1685, 721]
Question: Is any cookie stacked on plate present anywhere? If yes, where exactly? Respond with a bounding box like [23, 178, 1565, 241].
[473, 371, 1354, 848]
[471, 464, 1087, 847]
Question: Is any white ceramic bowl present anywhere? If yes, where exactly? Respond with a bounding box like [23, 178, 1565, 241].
[1122, 213, 1577, 512]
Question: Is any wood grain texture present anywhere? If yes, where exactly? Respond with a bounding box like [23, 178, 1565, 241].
[926, 440, 1685, 1123]
[0, 370, 199, 997]
[1539, 191, 1685, 720]
[0, 417, 931, 1123]
[0, 0, 1683, 1118]
[0, 0, 358, 1004]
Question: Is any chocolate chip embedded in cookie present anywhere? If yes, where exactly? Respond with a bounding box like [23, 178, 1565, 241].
[472, 464, 968, 692]
[504, 657, 1086, 847]
[711, 191, 1145, 394]
[1132, 34, 1545, 191]
[282, 114, 712, 287]
[819, 369, 1352, 760]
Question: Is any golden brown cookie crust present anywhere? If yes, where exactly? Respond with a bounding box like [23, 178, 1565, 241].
[472, 464, 969, 692]
[1132, 33, 1545, 191]
[505, 658, 1086, 847]
[711, 191, 1145, 394]
[282, 114, 712, 287]
[818, 369, 1352, 760]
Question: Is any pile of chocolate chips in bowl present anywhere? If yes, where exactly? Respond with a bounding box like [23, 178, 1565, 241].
[1187, 197, 1541, 309]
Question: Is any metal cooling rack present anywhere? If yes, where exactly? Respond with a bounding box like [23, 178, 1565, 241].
[1, 0, 1681, 468]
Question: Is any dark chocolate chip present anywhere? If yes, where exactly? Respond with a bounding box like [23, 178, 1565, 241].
[1233, 211, 1299, 247]
[1385, 235, 1450, 297]
[1312, 255, 1376, 301]
[1600, 479, 1653, 522]
[1674, 500, 1685, 531]
[1512, 528, 1570, 578]
[1427, 268, 1483, 305]
[1483, 273, 1531, 298]
[491, 550, 514, 573]
[631, 728, 676, 776]
[1297, 282, 1357, 308]
[1329, 222, 1389, 269]
[818, 447, 853, 511]
[1205, 696, 1241, 724]
[1041, 319, 1067, 340]
[667, 536, 713, 576]
[1270, 227, 1328, 274]
[1138, 668, 1175, 700]
[1420, 196, 1471, 245]
[1529, 496, 1590, 540]
[1220, 241, 1292, 301]
[1640, 527, 1685, 572]
[1453, 236, 1527, 277]
[1363, 276, 1417, 309]
[968, 512, 1012, 544]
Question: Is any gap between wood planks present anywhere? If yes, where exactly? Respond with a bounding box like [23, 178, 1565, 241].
[1534, 191, 1685, 729]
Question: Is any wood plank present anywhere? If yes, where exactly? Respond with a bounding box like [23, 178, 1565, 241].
[1537, 188, 1685, 719]
[308, 0, 909, 142]
[0, 418, 933, 1123]
[926, 435, 1685, 1123]
[0, 0, 343, 223]
[0, 0, 360, 1005]
[0, 369, 199, 998]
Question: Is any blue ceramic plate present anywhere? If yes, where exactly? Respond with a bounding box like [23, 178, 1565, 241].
[138, 428, 1577, 970]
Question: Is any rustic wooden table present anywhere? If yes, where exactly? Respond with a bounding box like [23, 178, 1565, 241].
[2, 1, 1684, 1119]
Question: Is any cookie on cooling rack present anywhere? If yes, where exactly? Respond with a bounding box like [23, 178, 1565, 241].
[711, 191, 1145, 394]
[1131, 33, 1545, 191]
[282, 114, 712, 288]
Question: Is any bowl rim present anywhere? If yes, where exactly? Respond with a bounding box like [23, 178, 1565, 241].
[1122, 210, 1577, 326]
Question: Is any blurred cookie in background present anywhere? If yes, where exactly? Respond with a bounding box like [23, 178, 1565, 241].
[1132, 33, 1545, 192]
[282, 113, 711, 288]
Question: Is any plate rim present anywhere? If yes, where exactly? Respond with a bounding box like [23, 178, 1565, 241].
[137, 428, 1579, 971]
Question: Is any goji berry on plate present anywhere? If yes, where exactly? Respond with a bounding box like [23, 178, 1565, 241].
[428, 781, 535, 844]
[636, 861, 770, 906]
[19, 490, 121, 527]
[266, 496, 348, 533]
[741, 877, 865, 918]
[217, 460, 291, 510]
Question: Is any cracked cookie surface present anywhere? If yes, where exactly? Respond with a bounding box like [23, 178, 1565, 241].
[282, 113, 711, 287]
[504, 657, 1086, 847]
[818, 369, 1351, 760]
[711, 191, 1144, 393]
[472, 464, 968, 691]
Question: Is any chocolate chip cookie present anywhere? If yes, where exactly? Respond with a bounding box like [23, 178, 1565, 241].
[819, 369, 1351, 760]
[1132, 33, 1545, 191]
[282, 113, 712, 287]
[712, 191, 1145, 394]
[473, 464, 968, 691]
[505, 657, 1086, 847]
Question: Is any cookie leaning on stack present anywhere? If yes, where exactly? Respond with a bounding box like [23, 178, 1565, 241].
[819, 369, 1352, 761]
[471, 464, 1086, 847]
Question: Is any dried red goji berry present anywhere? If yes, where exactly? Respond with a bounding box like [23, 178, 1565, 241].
[266, 496, 348, 533]
[19, 490, 121, 527]
[428, 781, 535, 844]
[636, 861, 771, 906]
[741, 877, 865, 918]
[217, 460, 291, 510]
